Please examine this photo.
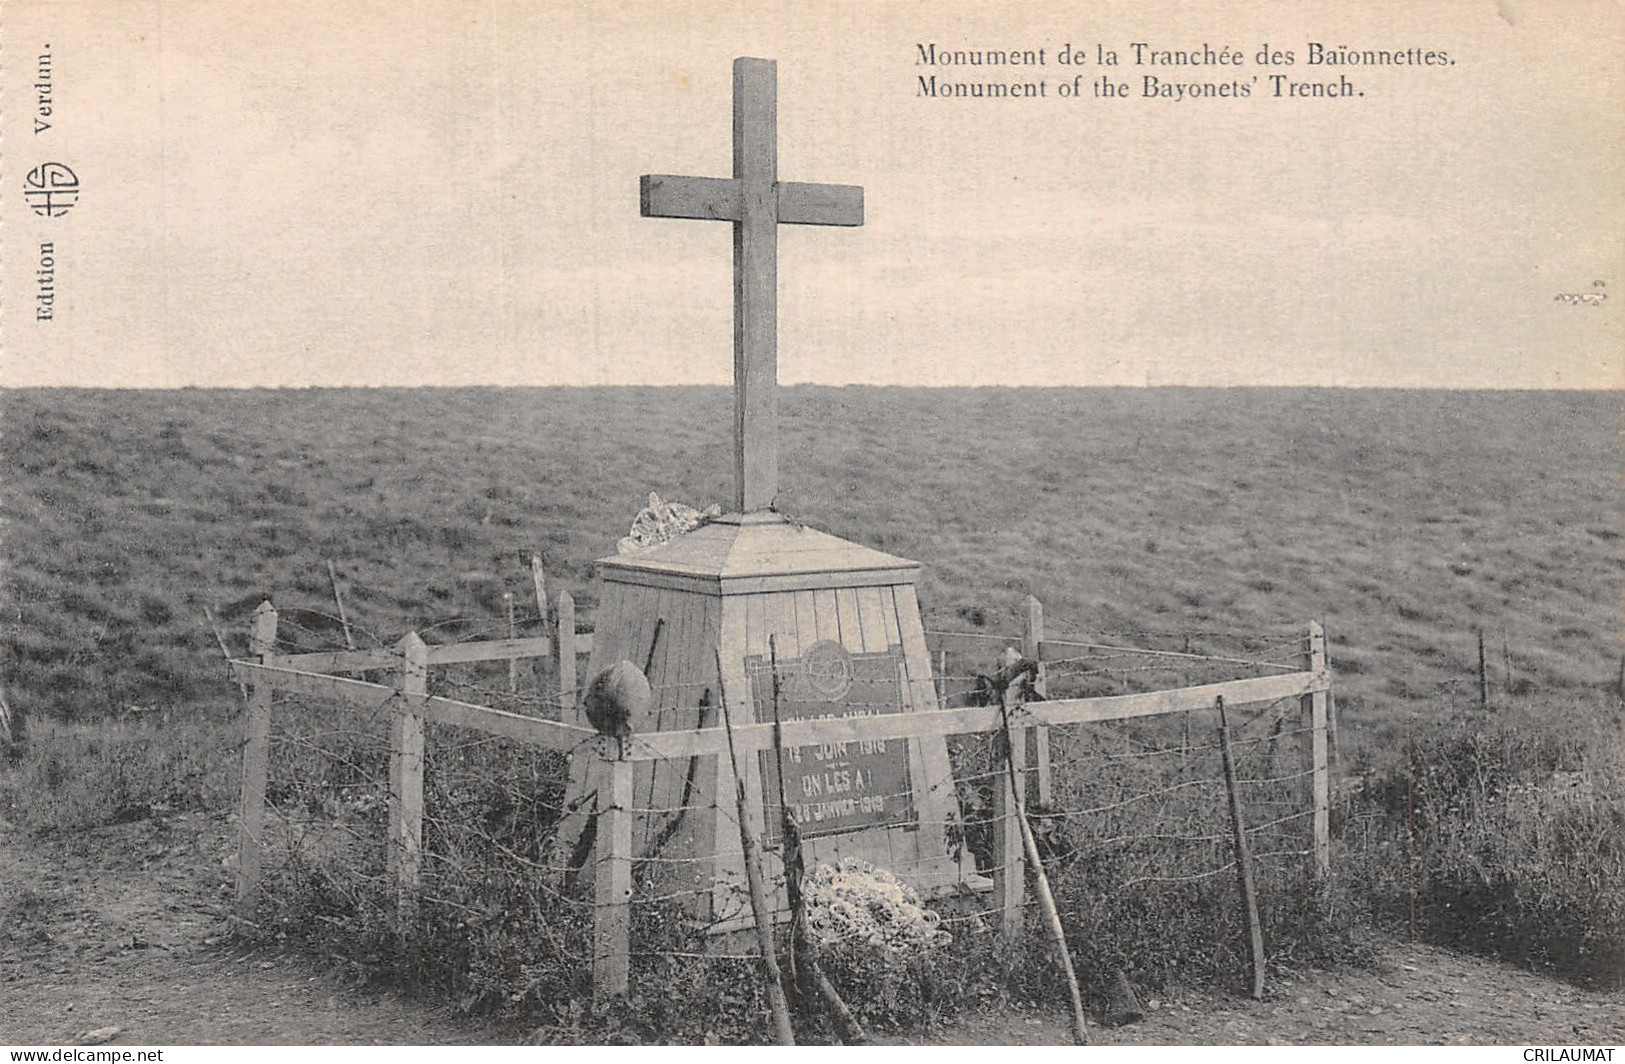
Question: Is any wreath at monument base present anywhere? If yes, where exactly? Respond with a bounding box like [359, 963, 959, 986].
[802, 857, 951, 951]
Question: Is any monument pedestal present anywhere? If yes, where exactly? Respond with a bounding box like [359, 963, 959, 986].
[562, 511, 983, 931]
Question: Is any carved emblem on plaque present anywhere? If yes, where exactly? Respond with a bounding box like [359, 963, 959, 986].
[801, 640, 853, 701]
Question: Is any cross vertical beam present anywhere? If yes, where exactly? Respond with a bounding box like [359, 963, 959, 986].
[640, 57, 864, 513]
[733, 58, 778, 513]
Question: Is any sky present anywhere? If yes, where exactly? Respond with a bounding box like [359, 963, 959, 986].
[3, 0, 1621, 389]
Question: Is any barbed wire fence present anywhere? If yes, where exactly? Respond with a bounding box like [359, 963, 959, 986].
[226, 559, 604, 1017]
[227, 561, 1335, 1032]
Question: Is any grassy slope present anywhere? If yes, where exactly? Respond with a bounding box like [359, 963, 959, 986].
[2, 386, 1618, 756]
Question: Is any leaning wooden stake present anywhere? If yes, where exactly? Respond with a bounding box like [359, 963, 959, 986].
[1217, 695, 1266, 1001]
[767, 639, 799, 986]
[716, 648, 796, 1046]
[769, 639, 867, 1045]
[1477, 628, 1489, 709]
[998, 660, 1089, 1046]
[326, 559, 356, 651]
[203, 606, 249, 704]
[643, 617, 666, 675]
[0, 684, 15, 747]
[555, 590, 577, 707]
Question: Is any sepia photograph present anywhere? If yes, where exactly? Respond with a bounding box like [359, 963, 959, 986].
[1, 0, 1620, 1049]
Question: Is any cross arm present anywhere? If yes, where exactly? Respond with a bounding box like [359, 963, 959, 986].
[777, 182, 864, 226]
[640, 174, 742, 221]
[640, 174, 864, 227]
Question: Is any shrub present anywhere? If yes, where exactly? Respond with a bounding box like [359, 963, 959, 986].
[1343, 693, 1625, 988]
[946, 709, 1372, 1008]
[242, 705, 595, 1023]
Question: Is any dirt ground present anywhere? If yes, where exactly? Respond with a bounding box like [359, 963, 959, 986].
[3, 812, 1621, 1046]
[887, 943, 1625, 1046]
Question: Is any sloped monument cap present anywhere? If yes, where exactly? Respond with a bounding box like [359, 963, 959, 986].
[597, 511, 920, 594]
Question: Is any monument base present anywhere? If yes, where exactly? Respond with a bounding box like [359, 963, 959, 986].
[562, 511, 978, 930]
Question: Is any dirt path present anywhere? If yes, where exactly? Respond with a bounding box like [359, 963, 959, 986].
[900, 942, 1624, 1046]
[3, 814, 1620, 1046]
[1, 813, 498, 1046]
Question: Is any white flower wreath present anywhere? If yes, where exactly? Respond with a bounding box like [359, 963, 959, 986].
[616, 492, 722, 555]
[802, 857, 951, 951]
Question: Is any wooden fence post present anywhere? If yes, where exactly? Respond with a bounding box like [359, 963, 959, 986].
[1302, 620, 1330, 880]
[529, 553, 548, 623]
[1022, 594, 1052, 808]
[593, 746, 634, 1001]
[236, 601, 279, 918]
[391, 632, 427, 926]
[528, 554, 550, 691]
[1319, 623, 1340, 786]
[555, 590, 577, 708]
[1501, 628, 1514, 701]
[505, 592, 518, 694]
[992, 680, 1027, 943]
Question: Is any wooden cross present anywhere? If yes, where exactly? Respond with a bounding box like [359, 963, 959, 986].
[640, 57, 864, 513]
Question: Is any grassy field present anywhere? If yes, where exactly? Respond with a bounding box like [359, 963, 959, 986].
[2, 386, 1618, 751]
[2, 385, 1621, 1038]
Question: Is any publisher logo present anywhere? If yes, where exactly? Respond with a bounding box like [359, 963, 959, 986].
[24, 162, 79, 218]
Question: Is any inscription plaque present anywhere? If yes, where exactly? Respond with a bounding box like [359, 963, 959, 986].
[750, 640, 916, 842]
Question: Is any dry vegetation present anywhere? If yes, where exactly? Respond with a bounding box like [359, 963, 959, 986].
[2, 386, 1620, 1041]
[3, 387, 1617, 732]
